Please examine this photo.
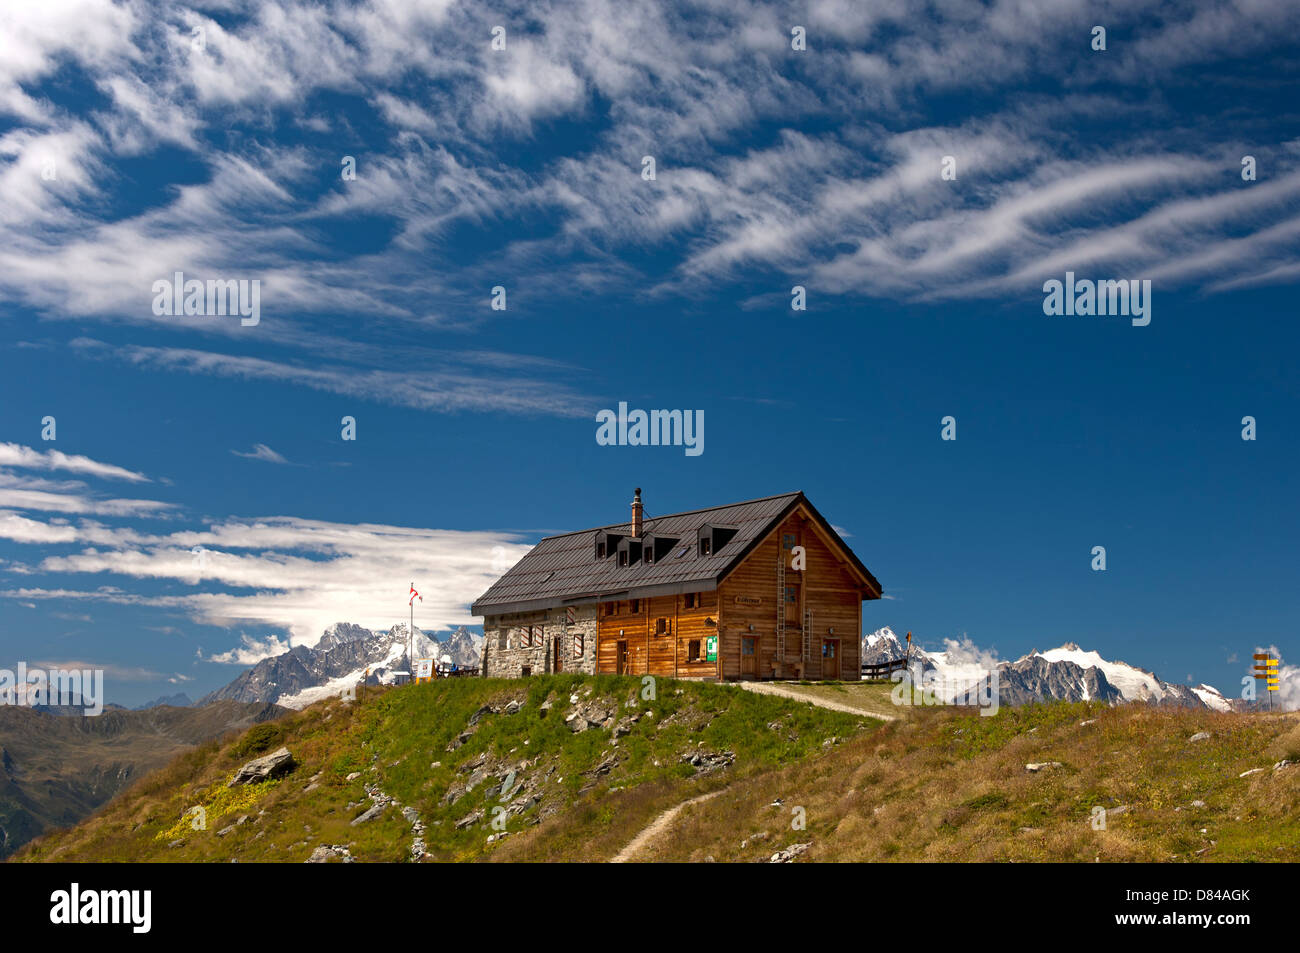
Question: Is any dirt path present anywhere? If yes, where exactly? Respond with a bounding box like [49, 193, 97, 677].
[612, 682, 895, 861]
[733, 680, 898, 719]
[610, 789, 723, 863]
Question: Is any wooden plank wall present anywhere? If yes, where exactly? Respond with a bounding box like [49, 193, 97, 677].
[596, 589, 720, 678]
[717, 510, 865, 680]
[594, 506, 870, 681]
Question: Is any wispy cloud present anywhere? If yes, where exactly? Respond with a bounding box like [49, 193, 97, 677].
[0, 442, 150, 482]
[232, 443, 291, 465]
[72, 339, 592, 417]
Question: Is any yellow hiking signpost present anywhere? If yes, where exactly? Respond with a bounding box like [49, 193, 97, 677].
[1253, 653, 1279, 709]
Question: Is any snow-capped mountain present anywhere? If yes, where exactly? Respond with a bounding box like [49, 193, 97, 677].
[201, 623, 484, 710]
[860, 628, 1230, 710]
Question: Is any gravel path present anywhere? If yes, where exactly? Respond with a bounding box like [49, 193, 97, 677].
[733, 680, 898, 719]
[610, 790, 724, 863]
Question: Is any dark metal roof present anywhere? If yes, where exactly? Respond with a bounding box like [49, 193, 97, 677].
[471, 491, 881, 616]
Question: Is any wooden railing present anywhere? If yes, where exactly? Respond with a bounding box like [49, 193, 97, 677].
[860, 655, 909, 679]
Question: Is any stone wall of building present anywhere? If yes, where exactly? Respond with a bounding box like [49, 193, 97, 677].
[482, 604, 598, 678]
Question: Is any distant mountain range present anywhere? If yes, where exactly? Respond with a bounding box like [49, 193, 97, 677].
[0, 700, 284, 858]
[861, 626, 1232, 710]
[134, 693, 194, 710]
[201, 623, 484, 709]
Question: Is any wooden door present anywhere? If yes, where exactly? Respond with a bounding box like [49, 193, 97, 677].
[741, 636, 757, 677]
[553, 638, 563, 673]
[822, 638, 839, 680]
[616, 640, 628, 675]
[784, 582, 800, 624]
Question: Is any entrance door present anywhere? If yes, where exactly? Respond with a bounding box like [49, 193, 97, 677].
[553, 637, 563, 673]
[741, 636, 757, 677]
[616, 640, 629, 675]
[822, 638, 839, 680]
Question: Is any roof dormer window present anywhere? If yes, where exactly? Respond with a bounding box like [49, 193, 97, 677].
[616, 537, 642, 567]
[595, 530, 623, 561]
[641, 533, 678, 566]
[697, 523, 738, 557]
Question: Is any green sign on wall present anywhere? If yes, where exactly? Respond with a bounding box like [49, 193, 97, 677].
[705, 635, 718, 662]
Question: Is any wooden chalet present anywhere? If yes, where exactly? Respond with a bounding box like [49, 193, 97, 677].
[471, 490, 882, 681]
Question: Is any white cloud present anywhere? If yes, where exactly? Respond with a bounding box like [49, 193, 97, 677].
[232, 443, 290, 465]
[0, 442, 150, 482]
[4, 512, 533, 649]
[205, 633, 292, 665]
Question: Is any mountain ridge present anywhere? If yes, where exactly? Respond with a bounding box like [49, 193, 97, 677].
[860, 626, 1231, 710]
[201, 623, 484, 709]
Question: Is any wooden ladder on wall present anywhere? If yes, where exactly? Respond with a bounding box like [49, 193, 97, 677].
[802, 609, 812, 661]
[775, 552, 786, 663]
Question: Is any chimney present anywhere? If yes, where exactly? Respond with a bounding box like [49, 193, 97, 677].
[631, 487, 643, 537]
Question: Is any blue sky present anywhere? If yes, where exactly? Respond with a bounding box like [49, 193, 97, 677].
[1, 0, 1298, 706]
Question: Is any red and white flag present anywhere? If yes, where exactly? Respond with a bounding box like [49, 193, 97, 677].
[409, 582, 422, 606]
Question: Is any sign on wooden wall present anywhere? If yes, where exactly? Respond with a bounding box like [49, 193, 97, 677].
[734, 595, 762, 606]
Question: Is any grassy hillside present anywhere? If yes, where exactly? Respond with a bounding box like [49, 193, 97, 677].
[16, 678, 1298, 863]
[643, 700, 1300, 862]
[0, 700, 285, 858]
[15, 675, 873, 862]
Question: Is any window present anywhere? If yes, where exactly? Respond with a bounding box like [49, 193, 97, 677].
[688, 639, 702, 662]
[573, 633, 585, 658]
[699, 536, 712, 557]
[655, 617, 669, 635]
[596, 541, 606, 558]
[684, 592, 698, 609]
[742, 636, 756, 656]
[644, 547, 654, 565]
[602, 601, 618, 618]
[618, 549, 629, 566]
[785, 586, 797, 603]
[783, 533, 796, 550]
[498, 632, 507, 651]
[531, 624, 542, 647]
[521, 665, 531, 677]
[630, 599, 640, 613]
